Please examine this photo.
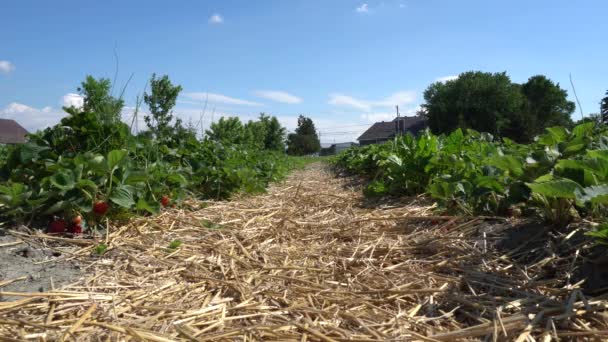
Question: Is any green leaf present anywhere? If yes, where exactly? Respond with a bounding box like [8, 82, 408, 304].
[49, 170, 76, 192]
[387, 154, 403, 167]
[486, 155, 523, 176]
[124, 171, 149, 185]
[575, 185, 608, 204]
[19, 143, 50, 163]
[109, 186, 135, 208]
[586, 224, 608, 244]
[526, 178, 582, 199]
[556, 159, 608, 183]
[572, 122, 594, 137]
[77, 179, 98, 192]
[538, 126, 568, 146]
[136, 198, 160, 214]
[107, 149, 127, 171]
[587, 150, 608, 161]
[167, 173, 188, 185]
[43, 200, 67, 215]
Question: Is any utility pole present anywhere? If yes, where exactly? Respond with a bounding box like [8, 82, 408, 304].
[396, 105, 401, 134]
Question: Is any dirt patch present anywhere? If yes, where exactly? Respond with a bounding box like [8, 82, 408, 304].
[0, 234, 82, 301]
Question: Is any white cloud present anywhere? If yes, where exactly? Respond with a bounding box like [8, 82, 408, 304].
[373, 91, 416, 107]
[328, 91, 416, 111]
[0, 102, 66, 132]
[62, 93, 84, 108]
[328, 94, 371, 111]
[435, 75, 458, 83]
[183, 92, 262, 106]
[0, 60, 15, 74]
[254, 90, 302, 104]
[360, 112, 396, 122]
[356, 4, 369, 13]
[209, 14, 223, 24]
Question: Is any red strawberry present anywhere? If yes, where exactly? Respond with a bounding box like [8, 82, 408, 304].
[160, 195, 170, 207]
[70, 224, 83, 235]
[72, 215, 82, 225]
[93, 201, 109, 215]
[48, 219, 66, 234]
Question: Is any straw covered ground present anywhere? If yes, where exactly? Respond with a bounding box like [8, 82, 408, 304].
[1, 162, 608, 341]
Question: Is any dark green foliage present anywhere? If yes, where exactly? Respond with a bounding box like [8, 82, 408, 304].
[167, 240, 182, 249]
[206, 117, 248, 146]
[94, 243, 108, 255]
[334, 122, 608, 228]
[33, 76, 130, 156]
[205, 113, 285, 151]
[144, 74, 183, 143]
[422, 71, 575, 142]
[601, 90, 608, 125]
[0, 75, 297, 228]
[78, 76, 124, 124]
[516, 75, 575, 140]
[259, 114, 286, 151]
[287, 115, 320, 155]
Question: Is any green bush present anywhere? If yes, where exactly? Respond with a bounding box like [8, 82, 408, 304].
[334, 122, 608, 228]
[0, 75, 296, 230]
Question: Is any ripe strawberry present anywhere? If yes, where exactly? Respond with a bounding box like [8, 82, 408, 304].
[72, 215, 82, 225]
[160, 195, 170, 207]
[48, 219, 66, 234]
[93, 201, 109, 215]
[70, 224, 83, 235]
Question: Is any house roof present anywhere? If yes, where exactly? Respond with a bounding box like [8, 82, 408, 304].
[357, 116, 426, 142]
[357, 122, 397, 142]
[0, 119, 29, 144]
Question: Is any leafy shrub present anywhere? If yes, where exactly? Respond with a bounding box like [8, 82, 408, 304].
[0, 74, 297, 231]
[334, 122, 608, 228]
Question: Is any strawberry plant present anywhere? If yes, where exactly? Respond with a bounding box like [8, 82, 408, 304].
[334, 121, 608, 232]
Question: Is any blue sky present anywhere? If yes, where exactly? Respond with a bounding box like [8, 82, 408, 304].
[1, 0, 607, 143]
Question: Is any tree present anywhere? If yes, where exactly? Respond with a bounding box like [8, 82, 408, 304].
[286, 115, 320, 155]
[144, 74, 183, 142]
[421, 71, 576, 142]
[515, 75, 574, 140]
[258, 113, 286, 151]
[38, 75, 129, 154]
[205, 114, 287, 151]
[205, 117, 248, 145]
[422, 71, 522, 138]
[601, 90, 608, 125]
[77, 76, 124, 125]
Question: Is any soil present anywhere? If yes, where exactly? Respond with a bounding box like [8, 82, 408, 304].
[0, 233, 82, 301]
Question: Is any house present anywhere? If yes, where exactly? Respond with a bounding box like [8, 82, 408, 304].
[320, 142, 358, 156]
[0, 119, 29, 144]
[357, 116, 426, 146]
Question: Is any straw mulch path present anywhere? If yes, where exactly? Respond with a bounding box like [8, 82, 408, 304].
[1, 162, 607, 341]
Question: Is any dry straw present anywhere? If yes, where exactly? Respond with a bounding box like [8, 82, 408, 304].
[1, 164, 606, 341]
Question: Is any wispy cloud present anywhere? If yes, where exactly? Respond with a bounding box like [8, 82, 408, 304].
[328, 91, 416, 112]
[254, 90, 302, 104]
[0, 60, 15, 74]
[209, 14, 224, 24]
[435, 75, 458, 83]
[183, 92, 262, 106]
[328, 94, 371, 111]
[356, 3, 369, 13]
[360, 112, 395, 122]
